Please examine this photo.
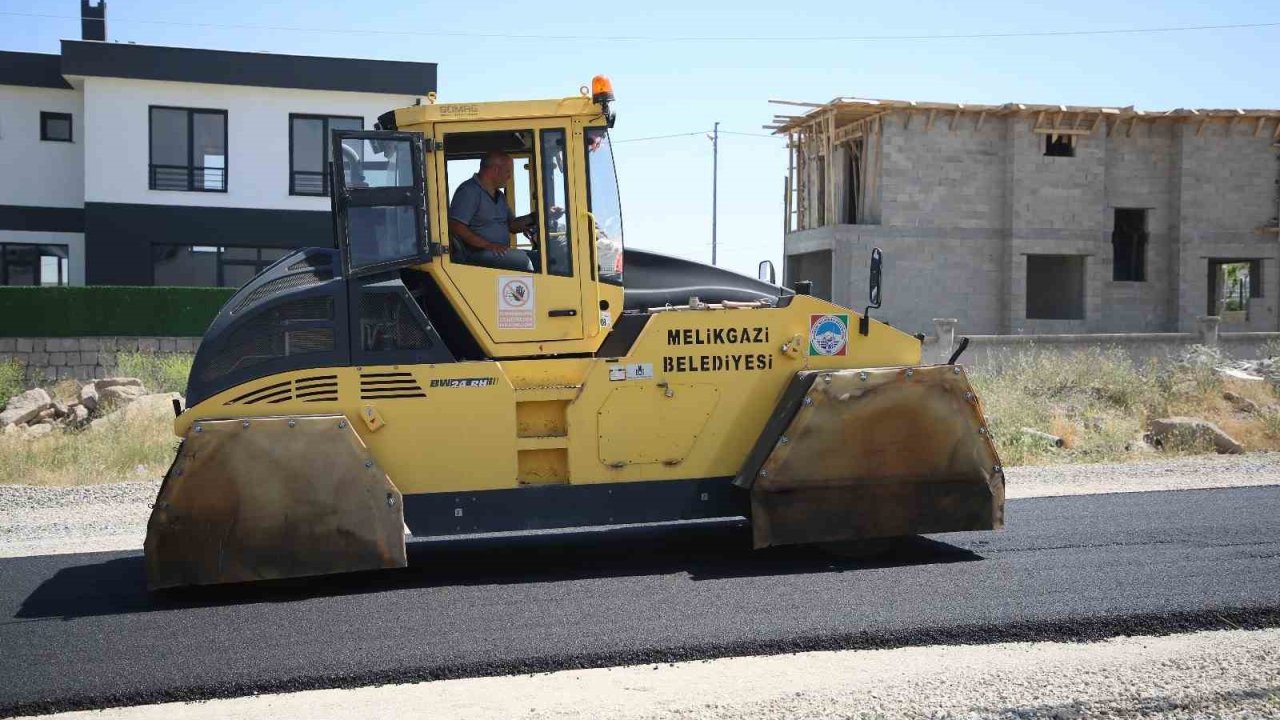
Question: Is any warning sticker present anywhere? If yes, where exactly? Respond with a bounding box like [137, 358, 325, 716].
[497, 275, 535, 329]
[626, 363, 654, 380]
[808, 314, 849, 356]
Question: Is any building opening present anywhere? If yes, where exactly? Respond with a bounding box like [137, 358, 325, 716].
[1112, 208, 1148, 281]
[785, 250, 833, 301]
[1044, 134, 1075, 158]
[1026, 255, 1085, 320]
[1207, 259, 1262, 320]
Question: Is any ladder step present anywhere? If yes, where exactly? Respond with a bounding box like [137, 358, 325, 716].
[513, 385, 581, 402]
[516, 435, 570, 451]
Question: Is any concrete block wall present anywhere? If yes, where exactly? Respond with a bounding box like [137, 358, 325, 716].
[786, 110, 1280, 336]
[1097, 121, 1177, 332]
[0, 337, 200, 387]
[817, 225, 1004, 336]
[1174, 122, 1280, 332]
[879, 114, 1008, 229]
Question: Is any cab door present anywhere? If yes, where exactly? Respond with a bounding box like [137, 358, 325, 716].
[331, 130, 432, 276]
[431, 120, 587, 344]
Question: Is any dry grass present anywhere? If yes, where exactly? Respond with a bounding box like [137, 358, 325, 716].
[0, 352, 191, 487]
[0, 359, 22, 408]
[0, 409, 176, 486]
[971, 347, 1280, 466]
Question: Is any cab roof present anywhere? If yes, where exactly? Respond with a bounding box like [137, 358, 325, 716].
[391, 96, 603, 128]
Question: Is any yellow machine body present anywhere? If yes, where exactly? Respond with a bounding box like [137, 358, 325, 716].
[145, 89, 1004, 589]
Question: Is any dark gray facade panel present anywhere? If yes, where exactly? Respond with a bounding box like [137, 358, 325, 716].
[61, 41, 436, 95]
[0, 205, 84, 233]
[0, 51, 73, 89]
[84, 202, 334, 285]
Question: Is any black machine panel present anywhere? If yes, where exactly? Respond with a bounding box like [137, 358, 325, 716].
[622, 248, 792, 311]
[186, 248, 350, 408]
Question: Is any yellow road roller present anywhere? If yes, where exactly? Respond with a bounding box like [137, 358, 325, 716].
[145, 77, 1004, 589]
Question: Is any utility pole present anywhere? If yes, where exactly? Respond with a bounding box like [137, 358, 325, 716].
[711, 121, 719, 266]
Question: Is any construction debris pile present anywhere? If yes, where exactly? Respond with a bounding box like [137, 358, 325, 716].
[0, 378, 181, 438]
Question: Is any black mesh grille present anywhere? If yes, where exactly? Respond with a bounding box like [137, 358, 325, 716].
[274, 298, 333, 322]
[233, 270, 332, 314]
[359, 292, 430, 351]
[289, 254, 333, 271]
[202, 315, 281, 380]
[201, 298, 336, 382]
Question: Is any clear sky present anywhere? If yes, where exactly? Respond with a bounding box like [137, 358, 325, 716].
[2, 0, 1277, 278]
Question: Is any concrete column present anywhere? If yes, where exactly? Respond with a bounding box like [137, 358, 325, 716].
[1197, 315, 1220, 346]
[933, 318, 958, 363]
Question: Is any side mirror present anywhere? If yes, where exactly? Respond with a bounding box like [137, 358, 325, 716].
[859, 247, 883, 336]
[868, 247, 882, 309]
[757, 260, 777, 285]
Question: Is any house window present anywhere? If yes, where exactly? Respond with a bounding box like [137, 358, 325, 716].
[1112, 208, 1148, 281]
[40, 112, 73, 142]
[1044, 134, 1074, 158]
[149, 107, 227, 192]
[1208, 259, 1263, 318]
[1026, 255, 1085, 320]
[289, 114, 363, 196]
[152, 245, 289, 287]
[0, 244, 69, 286]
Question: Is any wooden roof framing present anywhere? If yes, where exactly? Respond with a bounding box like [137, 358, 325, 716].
[765, 97, 1280, 137]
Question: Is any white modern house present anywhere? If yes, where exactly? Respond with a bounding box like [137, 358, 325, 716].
[0, 1, 436, 286]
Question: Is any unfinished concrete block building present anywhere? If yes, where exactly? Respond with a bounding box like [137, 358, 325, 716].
[775, 98, 1280, 335]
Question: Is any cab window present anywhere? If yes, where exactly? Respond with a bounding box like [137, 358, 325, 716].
[443, 130, 541, 268]
[584, 127, 624, 285]
[539, 129, 572, 277]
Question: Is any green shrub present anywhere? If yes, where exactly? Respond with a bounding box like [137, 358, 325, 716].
[0, 286, 234, 337]
[116, 352, 193, 395]
[0, 359, 23, 408]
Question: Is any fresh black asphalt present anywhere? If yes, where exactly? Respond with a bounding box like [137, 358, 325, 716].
[1, 486, 1279, 717]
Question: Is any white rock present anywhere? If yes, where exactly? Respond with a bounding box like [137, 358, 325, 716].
[1216, 367, 1265, 382]
[0, 388, 53, 428]
[69, 403, 90, 425]
[92, 392, 181, 430]
[26, 423, 54, 438]
[1148, 416, 1244, 454]
[98, 384, 147, 408]
[79, 383, 99, 413]
[94, 377, 145, 391]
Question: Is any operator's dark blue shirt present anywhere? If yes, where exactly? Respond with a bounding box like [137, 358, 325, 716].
[449, 175, 511, 248]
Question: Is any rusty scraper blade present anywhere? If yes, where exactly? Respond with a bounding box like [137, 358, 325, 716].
[744, 366, 1005, 548]
[145, 415, 407, 590]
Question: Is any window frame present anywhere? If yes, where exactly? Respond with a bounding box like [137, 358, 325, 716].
[582, 126, 625, 286]
[0, 243, 70, 286]
[288, 113, 364, 197]
[39, 111, 73, 143]
[151, 244, 289, 287]
[148, 105, 229, 193]
[1044, 133, 1075, 158]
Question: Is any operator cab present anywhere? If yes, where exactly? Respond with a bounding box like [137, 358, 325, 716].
[330, 83, 627, 358]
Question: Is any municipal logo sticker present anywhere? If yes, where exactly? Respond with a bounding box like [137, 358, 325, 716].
[808, 314, 848, 356]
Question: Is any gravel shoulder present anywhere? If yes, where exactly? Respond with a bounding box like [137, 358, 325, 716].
[2, 453, 1278, 559]
[44, 628, 1280, 719]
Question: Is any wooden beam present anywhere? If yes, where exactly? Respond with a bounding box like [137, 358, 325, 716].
[1127, 117, 1137, 138]
[769, 100, 826, 107]
[1034, 111, 1045, 130]
[1090, 113, 1104, 134]
[925, 109, 936, 132]
[904, 110, 912, 131]
[1273, 119, 1280, 140]
[1032, 127, 1095, 136]
[1254, 116, 1266, 137]
[1196, 118, 1207, 137]
[949, 109, 961, 132]
[1107, 118, 1119, 137]
[1054, 111, 1063, 129]
[976, 111, 987, 130]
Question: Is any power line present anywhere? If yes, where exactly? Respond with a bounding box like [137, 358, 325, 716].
[3, 11, 1277, 43]
[613, 129, 782, 144]
[612, 131, 707, 144]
